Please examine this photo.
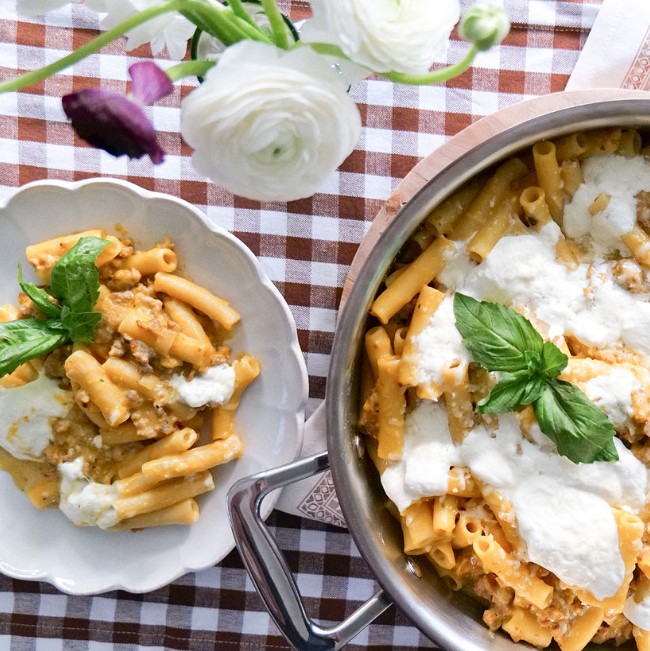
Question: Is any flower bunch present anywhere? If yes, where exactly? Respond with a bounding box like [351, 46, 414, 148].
[5, 0, 509, 202]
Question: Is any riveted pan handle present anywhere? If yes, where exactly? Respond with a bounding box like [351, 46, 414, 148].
[227, 451, 392, 650]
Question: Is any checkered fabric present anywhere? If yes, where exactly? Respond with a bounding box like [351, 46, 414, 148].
[0, 1, 598, 648]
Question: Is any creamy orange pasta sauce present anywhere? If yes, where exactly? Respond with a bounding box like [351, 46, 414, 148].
[0, 229, 259, 531]
[360, 128, 650, 650]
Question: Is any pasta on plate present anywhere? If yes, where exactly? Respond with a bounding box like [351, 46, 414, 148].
[0, 228, 259, 531]
[359, 127, 650, 650]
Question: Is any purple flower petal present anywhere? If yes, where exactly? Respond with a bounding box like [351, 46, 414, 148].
[129, 61, 174, 106]
[62, 89, 165, 165]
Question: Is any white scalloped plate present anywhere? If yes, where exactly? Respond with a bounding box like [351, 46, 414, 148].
[0, 179, 307, 595]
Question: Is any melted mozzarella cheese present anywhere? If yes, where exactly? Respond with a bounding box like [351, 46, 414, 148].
[170, 362, 236, 408]
[0, 373, 69, 461]
[382, 402, 646, 599]
[58, 458, 119, 529]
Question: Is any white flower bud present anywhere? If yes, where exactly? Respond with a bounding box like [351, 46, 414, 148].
[459, 4, 510, 51]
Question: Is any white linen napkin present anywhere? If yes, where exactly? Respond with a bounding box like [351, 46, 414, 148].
[566, 0, 650, 91]
[275, 0, 650, 528]
[274, 402, 348, 526]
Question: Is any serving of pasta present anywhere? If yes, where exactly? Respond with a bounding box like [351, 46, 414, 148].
[0, 227, 259, 532]
[359, 127, 650, 650]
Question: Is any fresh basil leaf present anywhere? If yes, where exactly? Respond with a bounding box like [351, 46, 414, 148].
[0, 319, 68, 376]
[477, 371, 545, 413]
[60, 308, 102, 344]
[17, 264, 62, 319]
[49, 236, 109, 315]
[0, 319, 61, 341]
[520, 375, 546, 405]
[533, 380, 619, 464]
[453, 293, 544, 372]
[540, 340, 568, 378]
[1, 236, 109, 375]
[524, 349, 542, 374]
[477, 371, 530, 413]
[453, 293, 617, 464]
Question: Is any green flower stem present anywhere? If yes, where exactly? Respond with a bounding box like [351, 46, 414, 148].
[0, 0, 182, 93]
[260, 0, 289, 49]
[226, 0, 257, 28]
[166, 59, 215, 82]
[307, 42, 480, 85]
[230, 14, 273, 43]
[181, 4, 240, 45]
[382, 45, 480, 84]
[206, 14, 241, 44]
[181, 1, 266, 47]
[305, 42, 349, 58]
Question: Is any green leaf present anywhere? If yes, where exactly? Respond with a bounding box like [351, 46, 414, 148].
[477, 371, 545, 413]
[524, 349, 542, 374]
[453, 293, 543, 372]
[519, 375, 546, 405]
[477, 372, 529, 413]
[17, 264, 62, 319]
[533, 380, 619, 464]
[540, 341, 568, 378]
[453, 293, 617, 464]
[60, 308, 102, 344]
[0, 319, 68, 376]
[0, 236, 110, 376]
[49, 236, 109, 316]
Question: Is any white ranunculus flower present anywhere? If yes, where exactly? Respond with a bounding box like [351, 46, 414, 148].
[96, 0, 195, 60]
[301, 0, 461, 75]
[181, 41, 361, 203]
[16, 0, 193, 59]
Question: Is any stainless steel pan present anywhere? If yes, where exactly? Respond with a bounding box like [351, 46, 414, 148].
[229, 89, 650, 651]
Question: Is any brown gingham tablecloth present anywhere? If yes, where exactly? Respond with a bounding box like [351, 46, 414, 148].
[0, 1, 600, 649]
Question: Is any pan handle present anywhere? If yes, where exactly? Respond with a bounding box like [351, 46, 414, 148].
[227, 451, 392, 650]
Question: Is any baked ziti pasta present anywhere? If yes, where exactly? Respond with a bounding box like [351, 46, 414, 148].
[359, 127, 650, 649]
[0, 229, 259, 530]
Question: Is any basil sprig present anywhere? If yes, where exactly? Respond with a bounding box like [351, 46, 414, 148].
[453, 293, 618, 464]
[0, 236, 109, 377]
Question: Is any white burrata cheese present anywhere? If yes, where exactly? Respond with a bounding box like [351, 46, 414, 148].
[410, 297, 470, 387]
[440, 221, 650, 357]
[379, 163, 650, 600]
[381, 401, 456, 512]
[382, 401, 647, 599]
[58, 457, 119, 529]
[170, 362, 236, 408]
[0, 373, 69, 461]
[437, 240, 475, 290]
[563, 154, 650, 254]
[583, 367, 640, 427]
[512, 480, 623, 601]
[625, 591, 650, 631]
